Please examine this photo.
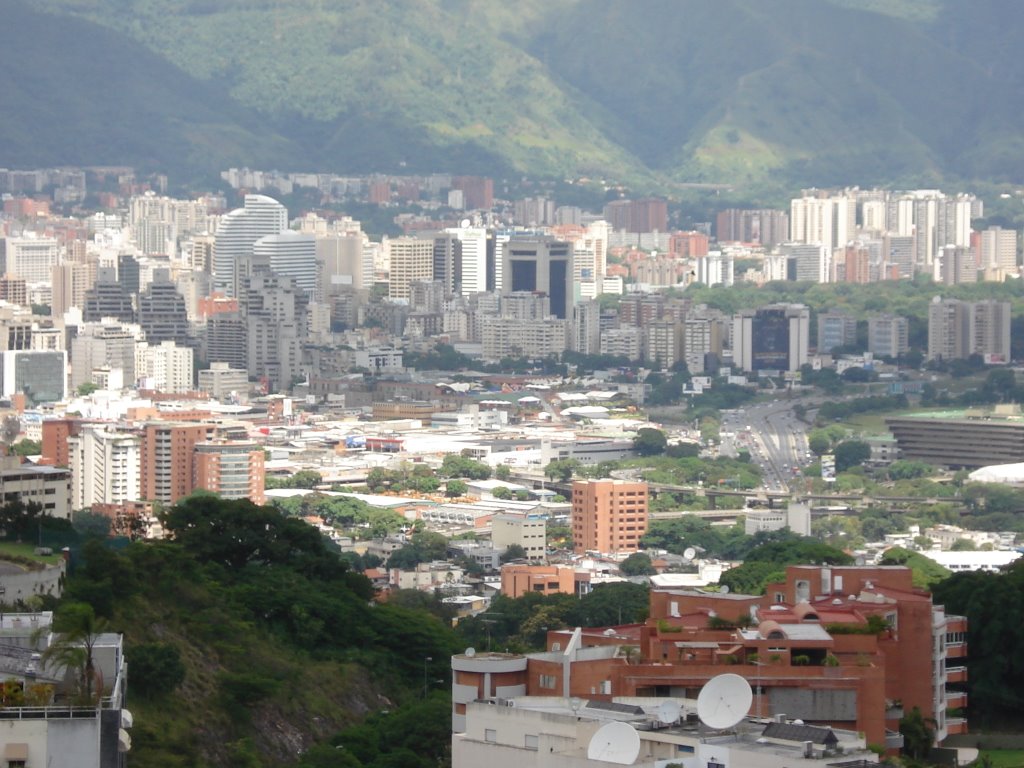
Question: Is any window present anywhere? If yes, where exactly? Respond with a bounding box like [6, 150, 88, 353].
[484, 729, 497, 743]
[539, 674, 557, 689]
[524, 734, 538, 751]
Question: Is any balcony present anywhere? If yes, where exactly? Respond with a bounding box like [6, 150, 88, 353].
[946, 691, 968, 708]
[946, 643, 967, 659]
[885, 730, 905, 750]
[946, 717, 969, 736]
[946, 666, 968, 684]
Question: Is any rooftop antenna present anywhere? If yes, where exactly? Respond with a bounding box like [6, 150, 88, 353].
[697, 673, 753, 731]
[586, 721, 642, 765]
[656, 700, 682, 725]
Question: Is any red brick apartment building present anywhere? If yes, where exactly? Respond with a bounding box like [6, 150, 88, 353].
[451, 565, 967, 747]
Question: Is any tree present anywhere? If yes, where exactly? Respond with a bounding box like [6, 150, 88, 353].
[544, 459, 581, 483]
[76, 382, 99, 396]
[834, 440, 871, 472]
[128, 642, 186, 699]
[445, 479, 468, 498]
[41, 602, 108, 703]
[899, 706, 934, 760]
[10, 439, 41, 456]
[500, 544, 528, 563]
[808, 432, 831, 457]
[491, 486, 512, 500]
[619, 552, 656, 576]
[0, 415, 19, 444]
[439, 454, 491, 480]
[633, 428, 668, 456]
[494, 465, 511, 481]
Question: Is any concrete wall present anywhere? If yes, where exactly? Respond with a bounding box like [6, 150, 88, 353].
[0, 561, 65, 604]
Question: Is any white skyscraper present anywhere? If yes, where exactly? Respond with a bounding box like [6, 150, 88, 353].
[446, 225, 488, 295]
[253, 231, 317, 297]
[68, 426, 141, 509]
[213, 194, 287, 296]
[3, 234, 60, 284]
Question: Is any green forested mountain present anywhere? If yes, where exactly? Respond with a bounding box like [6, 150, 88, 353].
[6, 0, 1024, 192]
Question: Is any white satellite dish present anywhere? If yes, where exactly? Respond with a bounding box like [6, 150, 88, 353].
[697, 673, 753, 731]
[656, 700, 682, 725]
[465, 647, 476, 658]
[460, 218, 471, 229]
[587, 721, 641, 765]
[719, 585, 730, 594]
[683, 547, 697, 561]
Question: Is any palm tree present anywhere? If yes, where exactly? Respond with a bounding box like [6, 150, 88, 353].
[37, 602, 108, 705]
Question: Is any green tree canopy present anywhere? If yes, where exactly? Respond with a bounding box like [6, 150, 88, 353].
[633, 428, 668, 456]
[619, 552, 656, 576]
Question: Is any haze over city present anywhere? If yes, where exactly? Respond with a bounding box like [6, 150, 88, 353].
[0, 2, 1023, 768]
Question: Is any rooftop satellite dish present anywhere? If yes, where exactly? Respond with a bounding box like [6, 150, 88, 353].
[587, 721, 642, 765]
[656, 700, 682, 725]
[460, 218, 471, 229]
[465, 647, 476, 658]
[684, 547, 697, 562]
[719, 585, 730, 594]
[697, 673, 753, 731]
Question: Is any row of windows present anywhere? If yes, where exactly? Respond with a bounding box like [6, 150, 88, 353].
[946, 631, 966, 644]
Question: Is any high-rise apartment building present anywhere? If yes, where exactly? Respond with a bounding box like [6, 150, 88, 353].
[571, 479, 649, 555]
[387, 237, 434, 300]
[51, 262, 91, 316]
[817, 311, 857, 353]
[139, 422, 215, 504]
[937, 246, 977, 286]
[979, 226, 1017, 272]
[213, 194, 288, 296]
[239, 273, 306, 391]
[789, 193, 855, 252]
[68, 425, 141, 509]
[716, 208, 789, 247]
[70, 321, 141, 390]
[450, 176, 493, 210]
[867, 314, 909, 358]
[193, 439, 265, 505]
[927, 297, 1011, 362]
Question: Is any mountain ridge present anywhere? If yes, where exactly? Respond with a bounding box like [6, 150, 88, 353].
[6, 0, 1024, 193]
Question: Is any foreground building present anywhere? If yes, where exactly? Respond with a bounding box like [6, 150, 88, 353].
[452, 565, 967, 749]
[0, 612, 131, 767]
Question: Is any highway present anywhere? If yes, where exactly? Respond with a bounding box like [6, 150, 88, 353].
[719, 398, 811, 492]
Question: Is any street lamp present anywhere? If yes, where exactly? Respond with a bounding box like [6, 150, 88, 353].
[423, 656, 432, 698]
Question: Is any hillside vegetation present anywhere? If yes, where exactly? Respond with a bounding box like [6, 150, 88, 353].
[60, 494, 457, 767]
[8, 0, 1024, 192]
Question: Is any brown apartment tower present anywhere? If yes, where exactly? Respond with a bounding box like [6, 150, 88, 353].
[140, 422, 215, 504]
[571, 479, 649, 555]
